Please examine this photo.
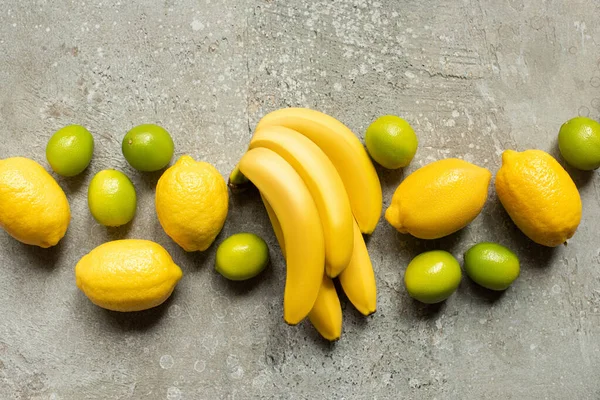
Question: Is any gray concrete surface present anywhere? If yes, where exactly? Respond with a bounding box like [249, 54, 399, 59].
[0, 0, 599, 399]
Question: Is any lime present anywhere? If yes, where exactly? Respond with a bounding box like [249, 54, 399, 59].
[215, 233, 269, 281]
[88, 170, 137, 227]
[45, 125, 94, 176]
[464, 242, 519, 291]
[365, 115, 418, 169]
[122, 124, 174, 171]
[404, 250, 461, 304]
[558, 116, 600, 170]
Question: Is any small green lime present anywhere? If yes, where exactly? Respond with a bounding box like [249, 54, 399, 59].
[404, 250, 461, 304]
[122, 124, 174, 172]
[215, 233, 269, 281]
[365, 115, 418, 169]
[464, 242, 519, 291]
[558, 116, 600, 170]
[46, 125, 94, 176]
[88, 170, 137, 227]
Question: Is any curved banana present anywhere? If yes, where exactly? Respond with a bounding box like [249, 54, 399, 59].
[262, 196, 343, 340]
[339, 219, 377, 316]
[255, 108, 382, 234]
[308, 274, 343, 341]
[239, 148, 324, 325]
[250, 126, 353, 277]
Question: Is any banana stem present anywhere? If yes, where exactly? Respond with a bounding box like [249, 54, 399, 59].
[228, 164, 252, 193]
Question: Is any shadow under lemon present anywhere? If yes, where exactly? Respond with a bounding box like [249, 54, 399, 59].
[17, 239, 65, 272]
[95, 291, 175, 332]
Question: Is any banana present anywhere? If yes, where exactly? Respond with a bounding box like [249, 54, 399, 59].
[239, 148, 324, 325]
[339, 219, 377, 316]
[262, 200, 342, 341]
[263, 197, 372, 339]
[308, 274, 343, 341]
[255, 108, 382, 234]
[250, 126, 353, 277]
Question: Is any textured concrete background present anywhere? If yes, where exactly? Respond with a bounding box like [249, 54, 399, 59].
[1, 0, 599, 399]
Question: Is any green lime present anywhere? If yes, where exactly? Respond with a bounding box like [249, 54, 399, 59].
[88, 170, 137, 227]
[122, 124, 174, 172]
[45, 125, 94, 176]
[215, 233, 269, 281]
[365, 115, 418, 169]
[464, 242, 519, 291]
[558, 116, 600, 170]
[404, 250, 461, 304]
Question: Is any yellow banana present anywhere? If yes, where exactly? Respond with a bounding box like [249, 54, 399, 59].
[308, 274, 343, 341]
[239, 148, 324, 325]
[255, 108, 382, 234]
[262, 195, 343, 340]
[339, 219, 377, 316]
[250, 126, 353, 277]
[263, 198, 371, 340]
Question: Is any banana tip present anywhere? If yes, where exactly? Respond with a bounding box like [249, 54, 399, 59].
[284, 317, 302, 326]
[357, 307, 376, 317]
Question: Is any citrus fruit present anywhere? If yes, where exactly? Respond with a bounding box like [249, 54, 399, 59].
[46, 125, 94, 177]
[0, 157, 70, 247]
[464, 242, 520, 291]
[88, 170, 137, 227]
[122, 124, 174, 171]
[215, 233, 269, 280]
[558, 116, 600, 170]
[385, 158, 491, 239]
[404, 250, 462, 304]
[495, 149, 581, 247]
[365, 115, 418, 169]
[75, 239, 183, 311]
[155, 155, 228, 252]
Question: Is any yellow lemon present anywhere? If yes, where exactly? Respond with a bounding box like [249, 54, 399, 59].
[0, 157, 70, 247]
[156, 155, 228, 251]
[495, 149, 581, 247]
[75, 239, 183, 312]
[385, 158, 491, 239]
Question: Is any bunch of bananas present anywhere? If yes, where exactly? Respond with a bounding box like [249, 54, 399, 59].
[230, 108, 381, 341]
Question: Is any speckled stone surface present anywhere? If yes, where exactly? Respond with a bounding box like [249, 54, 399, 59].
[1, 1, 600, 399]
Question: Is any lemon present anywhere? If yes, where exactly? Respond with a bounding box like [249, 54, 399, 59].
[46, 125, 94, 177]
[0, 157, 70, 247]
[215, 233, 269, 280]
[365, 115, 418, 169]
[385, 158, 491, 239]
[156, 155, 228, 252]
[464, 242, 520, 291]
[404, 250, 461, 304]
[75, 239, 183, 312]
[558, 117, 600, 170]
[88, 170, 137, 227]
[495, 149, 581, 247]
[122, 124, 174, 172]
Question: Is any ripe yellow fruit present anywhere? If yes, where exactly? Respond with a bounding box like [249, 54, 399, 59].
[385, 158, 491, 239]
[495, 149, 582, 247]
[75, 239, 183, 312]
[156, 155, 228, 252]
[0, 157, 70, 247]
